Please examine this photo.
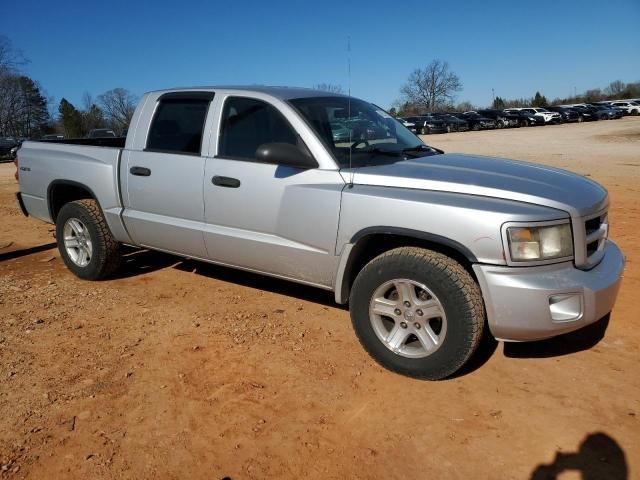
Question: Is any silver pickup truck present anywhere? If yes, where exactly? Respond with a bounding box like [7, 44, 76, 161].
[14, 86, 624, 379]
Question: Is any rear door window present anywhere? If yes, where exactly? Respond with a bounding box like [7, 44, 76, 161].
[147, 96, 212, 155]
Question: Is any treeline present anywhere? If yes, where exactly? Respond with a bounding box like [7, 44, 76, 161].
[0, 36, 137, 139]
[491, 80, 640, 110]
[391, 59, 639, 116]
[57, 89, 137, 137]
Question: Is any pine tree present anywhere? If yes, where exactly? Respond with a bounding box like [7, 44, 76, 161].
[58, 98, 83, 137]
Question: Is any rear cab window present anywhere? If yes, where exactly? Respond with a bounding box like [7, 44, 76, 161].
[146, 93, 214, 155]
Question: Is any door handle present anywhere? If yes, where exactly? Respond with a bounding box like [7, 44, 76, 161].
[212, 176, 240, 188]
[130, 166, 151, 176]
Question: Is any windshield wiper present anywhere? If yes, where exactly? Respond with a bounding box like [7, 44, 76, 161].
[353, 146, 404, 157]
[402, 144, 444, 155]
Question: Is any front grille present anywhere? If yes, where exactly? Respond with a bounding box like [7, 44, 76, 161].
[579, 211, 608, 268]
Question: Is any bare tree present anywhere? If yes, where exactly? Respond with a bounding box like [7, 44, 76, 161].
[604, 80, 626, 97]
[400, 60, 462, 111]
[313, 83, 344, 94]
[0, 36, 28, 73]
[97, 88, 138, 130]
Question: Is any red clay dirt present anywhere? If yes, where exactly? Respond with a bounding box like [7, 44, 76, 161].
[1, 118, 639, 479]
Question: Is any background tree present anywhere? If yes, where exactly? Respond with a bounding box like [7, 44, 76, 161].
[0, 35, 28, 73]
[454, 101, 476, 112]
[313, 83, 344, 94]
[388, 107, 397, 116]
[531, 91, 548, 107]
[604, 80, 626, 97]
[492, 96, 505, 109]
[98, 88, 137, 131]
[58, 98, 82, 137]
[400, 60, 462, 111]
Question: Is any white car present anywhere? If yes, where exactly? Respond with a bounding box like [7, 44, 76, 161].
[505, 107, 561, 124]
[608, 101, 640, 116]
[397, 117, 416, 131]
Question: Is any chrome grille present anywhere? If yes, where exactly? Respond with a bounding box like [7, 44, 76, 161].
[575, 210, 608, 269]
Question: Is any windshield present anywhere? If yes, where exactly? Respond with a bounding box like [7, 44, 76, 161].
[289, 96, 435, 167]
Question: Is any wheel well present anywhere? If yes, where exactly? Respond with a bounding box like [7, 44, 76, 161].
[48, 181, 95, 222]
[339, 233, 477, 304]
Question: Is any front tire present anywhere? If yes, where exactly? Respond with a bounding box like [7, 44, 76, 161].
[349, 247, 485, 380]
[56, 199, 121, 280]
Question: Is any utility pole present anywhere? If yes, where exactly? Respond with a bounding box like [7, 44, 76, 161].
[492, 88, 495, 105]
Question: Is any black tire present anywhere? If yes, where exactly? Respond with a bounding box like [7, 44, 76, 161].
[349, 247, 485, 380]
[446, 125, 452, 133]
[471, 123, 480, 131]
[578, 115, 584, 123]
[419, 126, 425, 135]
[522, 119, 530, 127]
[55, 199, 121, 280]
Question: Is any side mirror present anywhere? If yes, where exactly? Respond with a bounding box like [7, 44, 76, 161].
[255, 142, 318, 169]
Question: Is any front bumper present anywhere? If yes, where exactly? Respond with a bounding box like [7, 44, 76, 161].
[473, 240, 624, 341]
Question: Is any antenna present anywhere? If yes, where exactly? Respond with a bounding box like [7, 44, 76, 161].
[347, 35, 353, 187]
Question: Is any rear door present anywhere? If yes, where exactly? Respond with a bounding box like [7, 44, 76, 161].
[121, 92, 213, 257]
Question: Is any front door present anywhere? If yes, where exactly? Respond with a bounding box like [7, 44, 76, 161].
[203, 96, 344, 288]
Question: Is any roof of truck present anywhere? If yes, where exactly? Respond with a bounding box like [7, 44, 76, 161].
[147, 85, 348, 100]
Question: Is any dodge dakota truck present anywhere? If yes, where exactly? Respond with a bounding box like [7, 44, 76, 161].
[14, 86, 624, 380]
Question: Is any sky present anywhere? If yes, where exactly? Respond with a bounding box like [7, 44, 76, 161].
[2, 0, 639, 111]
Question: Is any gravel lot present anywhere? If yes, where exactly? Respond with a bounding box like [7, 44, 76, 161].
[1, 118, 638, 479]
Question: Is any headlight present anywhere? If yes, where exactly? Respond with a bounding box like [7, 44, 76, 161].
[506, 222, 573, 262]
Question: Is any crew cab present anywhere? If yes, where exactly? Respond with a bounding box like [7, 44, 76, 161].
[15, 86, 625, 380]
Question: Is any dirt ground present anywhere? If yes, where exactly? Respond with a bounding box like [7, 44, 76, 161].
[1, 118, 639, 479]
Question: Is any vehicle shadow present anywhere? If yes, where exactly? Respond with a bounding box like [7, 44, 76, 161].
[113, 248, 340, 309]
[0, 242, 57, 262]
[503, 314, 610, 359]
[449, 329, 499, 378]
[530, 432, 627, 479]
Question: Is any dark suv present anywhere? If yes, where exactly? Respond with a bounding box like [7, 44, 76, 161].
[450, 112, 496, 131]
[405, 115, 447, 134]
[477, 110, 520, 128]
[547, 106, 581, 123]
[430, 113, 469, 132]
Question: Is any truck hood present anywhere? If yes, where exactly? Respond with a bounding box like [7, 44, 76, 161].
[346, 153, 607, 217]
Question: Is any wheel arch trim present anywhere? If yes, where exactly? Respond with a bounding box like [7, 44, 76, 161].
[334, 227, 478, 304]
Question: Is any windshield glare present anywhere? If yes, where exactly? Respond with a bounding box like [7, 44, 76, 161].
[289, 96, 428, 167]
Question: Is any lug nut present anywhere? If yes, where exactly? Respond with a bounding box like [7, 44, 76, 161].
[400, 322, 408, 329]
[394, 308, 402, 316]
[414, 322, 421, 329]
[416, 309, 423, 316]
[403, 301, 411, 308]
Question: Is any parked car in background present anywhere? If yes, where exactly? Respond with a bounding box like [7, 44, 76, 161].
[42, 134, 65, 140]
[601, 105, 625, 119]
[451, 112, 496, 131]
[0, 137, 20, 158]
[430, 113, 469, 132]
[589, 105, 621, 120]
[607, 101, 640, 115]
[505, 108, 561, 125]
[87, 129, 117, 138]
[569, 105, 606, 121]
[397, 117, 416, 132]
[502, 110, 545, 127]
[547, 106, 581, 123]
[477, 110, 520, 128]
[405, 115, 447, 134]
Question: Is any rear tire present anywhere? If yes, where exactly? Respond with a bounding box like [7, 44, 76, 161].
[55, 199, 121, 280]
[349, 247, 485, 380]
